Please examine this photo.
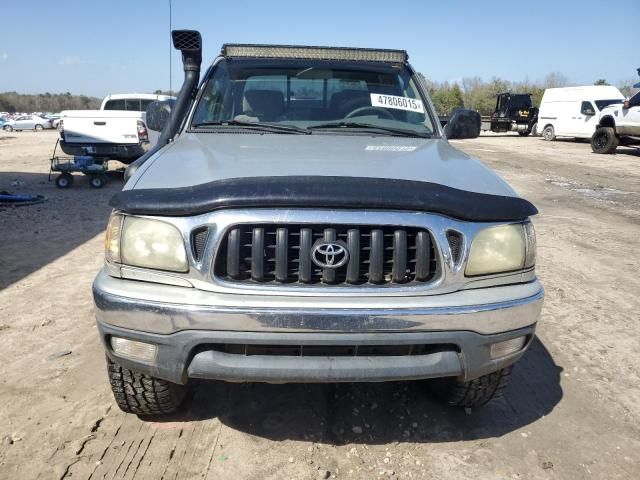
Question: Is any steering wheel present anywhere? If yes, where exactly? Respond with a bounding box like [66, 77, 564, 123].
[345, 106, 395, 120]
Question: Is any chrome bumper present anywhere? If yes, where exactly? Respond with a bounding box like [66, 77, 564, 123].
[93, 270, 543, 336]
[93, 271, 542, 384]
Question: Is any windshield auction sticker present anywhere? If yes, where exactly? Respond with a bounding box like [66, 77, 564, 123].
[370, 94, 424, 113]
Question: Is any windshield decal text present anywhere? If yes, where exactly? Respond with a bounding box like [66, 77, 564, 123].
[370, 94, 424, 113]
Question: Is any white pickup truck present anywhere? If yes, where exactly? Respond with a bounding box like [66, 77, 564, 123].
[59, 93, 175, 164]
[591, 90, 640, 154]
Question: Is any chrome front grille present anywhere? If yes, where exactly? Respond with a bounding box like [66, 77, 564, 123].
[213, 224, 438, 286]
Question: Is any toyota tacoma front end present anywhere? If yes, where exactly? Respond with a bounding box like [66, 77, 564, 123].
[94, 31, 543, 415]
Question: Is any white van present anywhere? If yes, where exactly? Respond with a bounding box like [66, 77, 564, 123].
[538, 86, 624, 141]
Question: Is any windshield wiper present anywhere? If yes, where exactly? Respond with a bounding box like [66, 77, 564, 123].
[307, 121, 431, 138]
[191, 120, 310, 134]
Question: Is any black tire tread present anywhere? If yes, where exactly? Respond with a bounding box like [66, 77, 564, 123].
[591, 126, 619, 154]
[107, 357, 185, 415]
[436, 367, 512, 408]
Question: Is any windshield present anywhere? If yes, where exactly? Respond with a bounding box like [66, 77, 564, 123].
[191, 59, 435, 137]
[595, 98, 624, 110]
[509, 95, 533, 109]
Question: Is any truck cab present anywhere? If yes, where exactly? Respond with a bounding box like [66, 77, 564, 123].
[487, 92, 538, 136]
[94, 31, 543, 415]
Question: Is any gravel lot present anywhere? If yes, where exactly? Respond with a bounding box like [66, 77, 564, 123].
[1, 130, 639, 480]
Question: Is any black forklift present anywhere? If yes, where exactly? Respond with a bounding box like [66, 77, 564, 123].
[481, 92, 539, 136]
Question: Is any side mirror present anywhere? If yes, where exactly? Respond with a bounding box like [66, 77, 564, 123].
[581, 106, 596, 116]
[145, 99, 175, 132]
[445, 108, 481, 139]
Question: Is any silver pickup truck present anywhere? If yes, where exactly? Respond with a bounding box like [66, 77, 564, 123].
[94, 31, 543, 415]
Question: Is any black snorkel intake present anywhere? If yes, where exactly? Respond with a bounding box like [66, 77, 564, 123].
[166, 30, 202, 140]
[124, 29, 202, 182]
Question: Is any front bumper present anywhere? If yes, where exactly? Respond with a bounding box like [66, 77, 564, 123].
[59, 140, 147, 163]
[94, 271, 543, 384]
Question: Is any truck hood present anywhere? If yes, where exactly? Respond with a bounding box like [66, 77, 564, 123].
[129, 133, 517, 197]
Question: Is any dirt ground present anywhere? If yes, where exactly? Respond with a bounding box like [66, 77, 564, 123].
[1, 130, 639, 480]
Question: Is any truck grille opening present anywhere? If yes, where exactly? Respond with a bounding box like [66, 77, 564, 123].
[213, 224, 438, 286]
[191, 227, 209, 262]
[208, 343, 456, 357]
[446, 230, 463, 264]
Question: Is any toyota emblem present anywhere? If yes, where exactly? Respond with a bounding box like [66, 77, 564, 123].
[311, 240, 349, 269]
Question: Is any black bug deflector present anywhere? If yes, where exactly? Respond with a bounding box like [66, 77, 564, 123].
[110, 176, 537, 222]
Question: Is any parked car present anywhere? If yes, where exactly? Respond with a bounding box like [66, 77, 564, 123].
[2, 115, 52, 132]
[59, 93, 174, 163]
[46, 113, 63, 128]
[591, 90, 640, 153]
[95, 31, 542, 415]
[538, 86, 624, 141]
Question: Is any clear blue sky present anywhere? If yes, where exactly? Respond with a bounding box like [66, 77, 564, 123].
[1, 0, 638, 98]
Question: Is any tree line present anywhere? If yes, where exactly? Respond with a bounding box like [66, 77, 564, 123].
[2, 75, 637, 116]
[0, 92, 101, 113]
[418, 73, 638, 116]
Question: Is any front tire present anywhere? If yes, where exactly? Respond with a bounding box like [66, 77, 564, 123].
[107, 357, 187, 415]
[3, 125, 13, 132]
[89, 174, 106, 188]
[55, 173, 73, 189]
[35, 124, 44, 131]
[430, 367, 512, 408]
[591, 127, 619, 154]
[542, 125, 555, 141]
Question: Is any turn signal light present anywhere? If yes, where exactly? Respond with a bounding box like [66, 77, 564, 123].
[490, 336, 526, 359]
[111, 337, 157, 362]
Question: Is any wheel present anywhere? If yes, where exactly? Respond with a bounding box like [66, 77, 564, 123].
[542, 125, 555, 141]
[591, 127, 619, 154]
[518, 131, 530, 137]
[430, 367, 512, 408]
[107, 357, 187, 415]
[34, 124, 44, 131]
[89, 174, 106, 188]
[55, 173, 73, 189]
[3, 125, 13, 132]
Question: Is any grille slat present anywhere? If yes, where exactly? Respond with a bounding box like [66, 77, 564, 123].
[251, 228, 265, 281]
[415, 231, 431, 281]
[214, 224, 437, 287]
[346, 229, 360, 283]
[299, 228, 312, 282]
[275, 227, 288, 282]
[369, 229, 384, 283]
[226, 228, 241, 277]
[392, 230, 407, 283]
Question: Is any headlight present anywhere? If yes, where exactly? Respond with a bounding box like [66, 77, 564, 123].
[104, 213, 188, 272]
[465, 222, 536, 276]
